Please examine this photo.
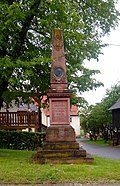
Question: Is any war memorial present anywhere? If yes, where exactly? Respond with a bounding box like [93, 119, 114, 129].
[33, 29, 93, 164]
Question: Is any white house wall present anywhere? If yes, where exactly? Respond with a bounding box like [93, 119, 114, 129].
[70, 116, 80, 137]
[41, 109, 46, 126]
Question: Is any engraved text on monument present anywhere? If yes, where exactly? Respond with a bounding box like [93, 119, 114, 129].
[51, 100, 69, 123]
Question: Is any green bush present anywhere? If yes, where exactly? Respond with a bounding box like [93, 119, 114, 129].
[0, 130, 46, 150]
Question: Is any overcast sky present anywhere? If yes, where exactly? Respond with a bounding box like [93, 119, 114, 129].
[82, 2, 120, 105]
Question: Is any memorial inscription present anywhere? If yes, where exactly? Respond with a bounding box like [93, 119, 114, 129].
[51, 99, 69, 124]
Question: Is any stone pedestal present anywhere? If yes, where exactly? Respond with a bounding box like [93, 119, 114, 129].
[33, 124, 93, 163]
[33, 124, 93, 164]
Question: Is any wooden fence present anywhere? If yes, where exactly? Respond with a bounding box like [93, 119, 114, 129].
[0, 111, 39, 130]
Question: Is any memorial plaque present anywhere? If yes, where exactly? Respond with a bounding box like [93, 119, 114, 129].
[50, 98, 70, 125]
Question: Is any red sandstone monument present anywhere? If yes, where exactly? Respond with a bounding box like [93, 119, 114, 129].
[33, 29, 93, 164]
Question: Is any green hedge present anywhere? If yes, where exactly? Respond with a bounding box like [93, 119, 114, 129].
[0, 130, 46, 150]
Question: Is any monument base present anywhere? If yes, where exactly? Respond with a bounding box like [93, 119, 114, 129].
[32, 125, 94, 164]
[32, 148, 93, 164]
[46, 125, 76, 142]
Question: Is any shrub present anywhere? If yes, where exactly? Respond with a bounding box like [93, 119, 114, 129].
[0, 130, 46, 150]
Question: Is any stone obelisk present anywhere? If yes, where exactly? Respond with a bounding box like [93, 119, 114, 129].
[46, 28, 76, 142]
[33, 29, 93, 164]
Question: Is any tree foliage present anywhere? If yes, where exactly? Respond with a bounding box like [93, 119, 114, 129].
[81, 83, 120, 132]
[0, 0, 119, 108]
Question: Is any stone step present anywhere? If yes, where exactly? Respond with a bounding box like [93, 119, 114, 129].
[43, 142, 80, 150]
[34, 148, 86, 159]
[33, 154, 93, 164]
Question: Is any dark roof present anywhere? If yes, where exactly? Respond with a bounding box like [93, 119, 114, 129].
[108, 98, 120, 110]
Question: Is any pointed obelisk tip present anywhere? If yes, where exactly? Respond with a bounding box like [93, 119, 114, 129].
[53, 28, 62, 38]
[52, 28, 64, 52]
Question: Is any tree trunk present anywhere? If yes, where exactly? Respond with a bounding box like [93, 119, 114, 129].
[37, 105, 42, 132]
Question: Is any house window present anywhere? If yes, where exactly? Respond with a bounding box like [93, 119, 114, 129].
[70, 117, 72, 122]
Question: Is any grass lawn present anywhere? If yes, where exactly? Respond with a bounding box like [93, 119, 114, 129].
[0, 149, 120, 184]
[80, 138, 111, 146]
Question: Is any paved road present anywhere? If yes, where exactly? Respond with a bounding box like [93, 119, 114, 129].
[77, 138, 120, 160]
